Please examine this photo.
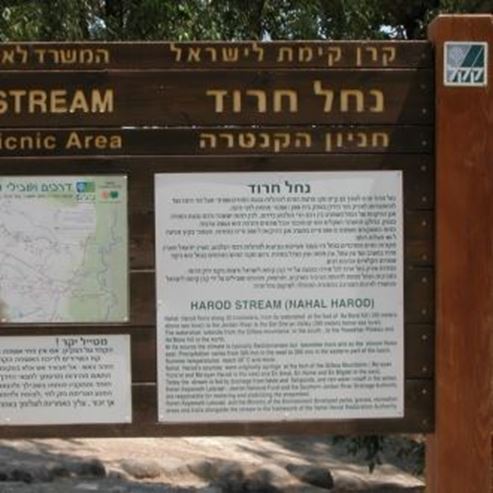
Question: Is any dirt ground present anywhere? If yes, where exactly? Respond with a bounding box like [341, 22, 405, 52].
[0, 435, 425, 492]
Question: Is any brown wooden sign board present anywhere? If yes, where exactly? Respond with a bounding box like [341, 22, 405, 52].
[0, 70, 433, 126]
[0, 126, 433, 157]
[0, 41, 432, 70]
[0, 41, 434, 437]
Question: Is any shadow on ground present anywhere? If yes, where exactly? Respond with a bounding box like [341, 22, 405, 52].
[0, 436, 425, 492]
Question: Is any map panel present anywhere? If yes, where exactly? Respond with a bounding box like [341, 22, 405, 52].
[0, 175, 128, 323]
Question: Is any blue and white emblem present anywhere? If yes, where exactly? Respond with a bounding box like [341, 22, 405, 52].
[444, 42, 488, 87]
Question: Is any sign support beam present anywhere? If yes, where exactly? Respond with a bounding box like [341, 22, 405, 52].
[427, 14, 492, 493]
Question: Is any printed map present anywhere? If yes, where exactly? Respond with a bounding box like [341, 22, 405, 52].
[0, 176, 128, 323]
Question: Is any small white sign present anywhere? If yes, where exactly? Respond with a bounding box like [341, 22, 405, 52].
[155, 171, 404, 423]
[444, 41, 488, 87]
[0, 334, 132, 425]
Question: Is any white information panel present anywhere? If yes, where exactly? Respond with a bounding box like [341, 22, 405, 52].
[0, 176, 128, 324]
[155, 172, 404, 423]
[0, 334, 132, 425]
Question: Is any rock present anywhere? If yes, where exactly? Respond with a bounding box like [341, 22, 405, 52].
[73, 459, 106, 478]
[188, 459, 285, 492]
[242, 477, 281, 492]
[30, 466, 54, 482]
[363, 488, 425, 492]
[188, 459, 246, 484]
[158, 458, 188, 478]
[106, 469, 127, 481]
[200, 488, 222, 493]
[203, 461, 284, 493]
[0, 465, 54, 484]
[285, 464, 334, 490]
[242, 468, 282, 493]
[120, 459, 162, 479]
[187, 460, 216, 480]
[213, 461, 245, 493]
[49, 464, 72, 479]
[216, 460, 244, 480]
[9, 469, 33, 483]
[74, 482, 100, 491]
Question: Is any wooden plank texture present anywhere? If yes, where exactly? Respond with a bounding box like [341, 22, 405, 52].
[0, 379, 433, 438]
[0, 70, 433, 126]
[426, 14, 492, 493]
[0, 323, 436, 383]
[0, 39, 436, 439]
[0, 267, 434, 329]
[0, 42, 432, 70]
[405, 211, 434, 266]
[0, 155, 435, 211]
[0, 126, 433, 157]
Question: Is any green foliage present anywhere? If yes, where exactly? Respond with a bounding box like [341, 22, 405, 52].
[333, 435, 385, 473]
[332, 435, 425, 475]
[0, 0, 490, 41]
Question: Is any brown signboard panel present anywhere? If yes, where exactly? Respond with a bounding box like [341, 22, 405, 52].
[0, 323, 433, 385]
[0, 70, 433, 126]
[0, 155, 435, 209]
[0, 153, 435, 435]
[0, 40, 435, 437]
[0, 126, 433, 157]
[0, 379, 433, 439]
[0, 266, 433, 330]
[0, 42, 432, 70]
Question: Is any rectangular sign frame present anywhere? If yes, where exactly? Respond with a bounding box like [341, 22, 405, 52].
[0, 38, 435, 437]
[154, 171, 405, 424]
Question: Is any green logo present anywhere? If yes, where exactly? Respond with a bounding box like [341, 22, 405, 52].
[445, 42, 488, 87]
[76, 181, 96, 193]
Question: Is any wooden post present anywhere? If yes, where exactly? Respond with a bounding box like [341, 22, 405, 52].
[427, 15, 492, 493]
